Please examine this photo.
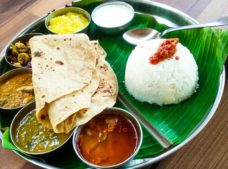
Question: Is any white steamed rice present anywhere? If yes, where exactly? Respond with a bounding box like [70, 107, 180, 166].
[125, 39, 198, 105]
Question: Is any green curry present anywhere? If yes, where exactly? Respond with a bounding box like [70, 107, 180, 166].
[14, 110, 70, 153]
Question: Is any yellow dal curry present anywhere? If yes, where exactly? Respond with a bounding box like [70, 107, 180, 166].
[48, 12, 89, 34]
[0, 73, 34, 108]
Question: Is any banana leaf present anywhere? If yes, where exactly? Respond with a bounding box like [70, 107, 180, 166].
[72, 0, 228, 154]
[89, 19, 228, 153]
[0, 0, 228, 168]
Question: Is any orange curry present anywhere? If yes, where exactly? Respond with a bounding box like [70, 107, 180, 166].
[77, 113, 138, 166]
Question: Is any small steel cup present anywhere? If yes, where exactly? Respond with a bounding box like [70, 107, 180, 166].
[45, 7, 91, 34]
[0, 68, 33, 114]
[91, 1, 135, 35]
[72, 107, 143, 168]
[4, 33, 42, 69]
[10, 102, 73, 156]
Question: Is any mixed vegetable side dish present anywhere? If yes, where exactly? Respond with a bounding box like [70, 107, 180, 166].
[8, 41, 32, 67]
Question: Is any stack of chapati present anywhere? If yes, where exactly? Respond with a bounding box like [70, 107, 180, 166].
[29, 34, 118, 134]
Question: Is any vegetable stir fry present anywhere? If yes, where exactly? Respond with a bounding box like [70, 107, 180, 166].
[8, 41, 32, 67]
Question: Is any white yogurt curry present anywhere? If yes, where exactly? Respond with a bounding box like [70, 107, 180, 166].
[125, 39, 199, 105]
[92, 1, 134, 28]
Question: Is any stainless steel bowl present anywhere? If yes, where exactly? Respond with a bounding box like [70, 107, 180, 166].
[72, 107, 143, 168]
[45, 7, 91, 34]
[91, 1, 135, 35]
[0, 68, 33, 113]
[5, 33, 42, 69]
[10, 102, 73, 156]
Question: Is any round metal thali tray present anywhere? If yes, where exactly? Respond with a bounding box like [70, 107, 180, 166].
[0, 0, 225, 168]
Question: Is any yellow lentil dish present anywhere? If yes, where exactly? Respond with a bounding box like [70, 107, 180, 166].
[48, 12, 89, 34]
[0, 73, 34, 108]
[14, 110, 70, 153]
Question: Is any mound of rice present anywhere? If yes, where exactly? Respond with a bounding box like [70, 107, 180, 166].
[125, 39, 198, 105]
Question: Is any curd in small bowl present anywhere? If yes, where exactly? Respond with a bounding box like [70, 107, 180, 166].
[91, 1, 135, 35]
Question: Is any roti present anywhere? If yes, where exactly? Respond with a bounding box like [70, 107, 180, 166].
[74, 58, 118, 126]
[30, 34, 98, 129]
[49, 71, 99, 133]
[30, 34, 118, 133]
